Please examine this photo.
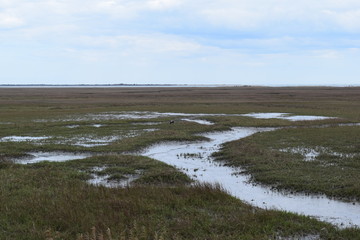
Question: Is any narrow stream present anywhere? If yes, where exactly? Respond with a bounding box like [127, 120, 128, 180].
[140, 127, 360, 228]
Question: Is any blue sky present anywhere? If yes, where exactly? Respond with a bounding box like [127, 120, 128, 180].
[1, 0, 360, 86]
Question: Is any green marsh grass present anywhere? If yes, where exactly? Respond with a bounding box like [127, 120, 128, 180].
[1, 161, 358, 239]
[1, 87, 360, 239]
[214, 125, 360, 200]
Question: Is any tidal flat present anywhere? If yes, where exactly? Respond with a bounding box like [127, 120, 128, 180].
[0, 86, 359, 239]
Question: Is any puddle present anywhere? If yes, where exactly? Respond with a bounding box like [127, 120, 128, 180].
[280, 147, 322, 161]
[242, 113, 334, 121]
[87, 167, 141, 188]
[143, 128, 158, 132]
[0, 136, 50, 143]
[66, 125, 80, 128]
[276, 234, 320, 240]
[1, 129, 158, 148]
[132, 122, 162, 126]
[280, 147, 358, 161]
[61, 129, 157, 148]
[338, 123, 360, 127]
[0, 134, 121, 148]
[181, 118, 214, 125]
[15, 152, 92, 164]
[139, 127, 360, 228]
[88, 173, 140, 188]
[285, 115, 334, 121]
[72, 136, 122, 147]
[66, 124, 104, 128]
[242, 113, 289, 119]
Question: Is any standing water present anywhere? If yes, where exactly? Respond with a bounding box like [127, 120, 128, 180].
[140, 127, 360, 228]
[16, 152, 92, 164]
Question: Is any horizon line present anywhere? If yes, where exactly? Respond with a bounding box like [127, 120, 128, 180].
[0, 83, 359, 88]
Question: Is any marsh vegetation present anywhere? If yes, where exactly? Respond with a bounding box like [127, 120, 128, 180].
[0, 86, 359, 239]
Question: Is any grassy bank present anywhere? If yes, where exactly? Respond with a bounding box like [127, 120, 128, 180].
[1, 159, 359, 239]
[214, 125, 360, 201]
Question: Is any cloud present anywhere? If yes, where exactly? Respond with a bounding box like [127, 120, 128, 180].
[73, 34, 203, 57]
[185, 0, 360, 33]
[200, 8, 261, 30]
[1, 0, 360, 85]
[147, 0, 183, 10]
[322, 9, 360, 32]
[0, 12, 24, 28]
[116, 34, 201, 54]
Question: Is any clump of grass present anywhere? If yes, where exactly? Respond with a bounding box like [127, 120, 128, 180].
[135, 170, 191, 186]
[177, 153, 203, 159]
[45, 225, 167, 240]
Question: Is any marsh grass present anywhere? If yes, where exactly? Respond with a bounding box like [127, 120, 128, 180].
[46, 225, 168, 240]
[35, 154, 193, 186]
[214, 125, 360, 200]
[1, 161, 358, 240]
[1, 87, 360, 239]
[0, 117, 229, 157]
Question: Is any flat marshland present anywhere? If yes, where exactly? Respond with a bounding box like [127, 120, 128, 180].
[0, 86, 359, 239]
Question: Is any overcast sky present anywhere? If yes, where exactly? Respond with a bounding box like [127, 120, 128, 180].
[1, 0, 360, 86]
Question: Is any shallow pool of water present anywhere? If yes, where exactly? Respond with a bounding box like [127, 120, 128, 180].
[280, 147, 322, 161]
[0, 136, 50, 142]
[92, 124, 104, 128]
[16, 152, 92, 164]
[60, 129, 157, 147]
[280, 147, 358, 162]
[181, 118, 214, 125]
[72, 136, 122, 147]
[139, 127, 360, 228]
[242, 112, 334, 121]
[87, 167, 141, 188]
[66, 125, 80, 128]
[132, 122, 162, 126]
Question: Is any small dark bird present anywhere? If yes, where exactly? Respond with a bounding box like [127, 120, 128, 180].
[169, 120, 175, 124]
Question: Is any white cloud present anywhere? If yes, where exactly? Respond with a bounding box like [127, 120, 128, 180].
[1, 0, 360, 34]
[322, 9, 360, 32]
[0, 12, 24, 28]
[147, 0, 183, 10]
[188, 0, 360, 32]
[1, 0, 360, 85]
[74, 34, 202, 56]
[312, 49, 343, 59]
[201, 8, 261, 29]
[118, 34, 201, 53]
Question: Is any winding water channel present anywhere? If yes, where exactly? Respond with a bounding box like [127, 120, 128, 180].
[140, 127, 360, 228]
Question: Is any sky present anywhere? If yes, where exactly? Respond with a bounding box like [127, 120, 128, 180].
[1, 0, 360, 86]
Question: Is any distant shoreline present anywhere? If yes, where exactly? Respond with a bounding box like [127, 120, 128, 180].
[0, 84, 232, 88]
[0, 84, 359, 88]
